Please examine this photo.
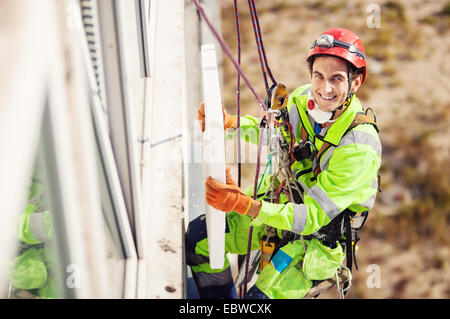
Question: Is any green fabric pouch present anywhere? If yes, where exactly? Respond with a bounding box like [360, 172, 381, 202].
[302, 238, 345, 280]
[11, 248, 48, 290]
[256, 240, 312, 299]
[271, 261, 312, 299]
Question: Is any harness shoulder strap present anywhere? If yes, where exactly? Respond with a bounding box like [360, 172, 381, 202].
[346, 113, 379, 134]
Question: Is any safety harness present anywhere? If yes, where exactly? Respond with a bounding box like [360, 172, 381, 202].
[264, 108, 380, 297]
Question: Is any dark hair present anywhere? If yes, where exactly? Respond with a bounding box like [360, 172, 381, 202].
[307, 54, 365, 80]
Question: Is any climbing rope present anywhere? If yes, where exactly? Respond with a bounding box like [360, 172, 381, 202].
[233, 0, 246, 298]
[233, 0, 242, 189]
[192, 0, 266, 112]
[247, 0, 277, 92]
[193, 0, 284, 298]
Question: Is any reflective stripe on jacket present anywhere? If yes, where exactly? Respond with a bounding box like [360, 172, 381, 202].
[19, 205, 52, 244]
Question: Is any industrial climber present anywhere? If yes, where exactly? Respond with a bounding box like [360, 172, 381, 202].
[186, 28, 382, 299]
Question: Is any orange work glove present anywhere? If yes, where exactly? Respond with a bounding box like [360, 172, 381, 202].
[205, 167, 252, 215]
[197, 102, 236, 132]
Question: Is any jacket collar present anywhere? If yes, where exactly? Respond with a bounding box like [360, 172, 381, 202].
[294, 87, 363, 146]
[322, 94, 362, 146]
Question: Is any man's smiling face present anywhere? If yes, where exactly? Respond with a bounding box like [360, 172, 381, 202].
[311, 56, 358, 112]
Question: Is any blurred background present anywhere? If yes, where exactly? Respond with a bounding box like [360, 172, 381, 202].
[219, 0, 450, 298]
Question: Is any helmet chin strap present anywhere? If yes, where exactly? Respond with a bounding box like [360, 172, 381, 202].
[330, 70, 353, 120]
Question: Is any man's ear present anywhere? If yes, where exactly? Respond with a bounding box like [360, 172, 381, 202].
[351, 74, 363, 93]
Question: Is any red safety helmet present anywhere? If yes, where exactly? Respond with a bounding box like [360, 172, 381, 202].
[307, 28, 367, 83]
